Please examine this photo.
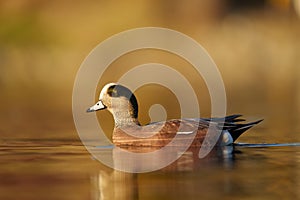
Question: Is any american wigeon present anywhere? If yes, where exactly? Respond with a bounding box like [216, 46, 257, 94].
[87, 83, 262, 147]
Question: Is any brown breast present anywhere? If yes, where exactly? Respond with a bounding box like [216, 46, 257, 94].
[112, 119, 216, 148]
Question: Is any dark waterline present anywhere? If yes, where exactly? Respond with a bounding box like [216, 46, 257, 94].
[235, 142, 300, 147]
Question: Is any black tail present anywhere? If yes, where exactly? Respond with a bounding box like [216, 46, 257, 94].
[203, 114, 263, 142]
[228, 119, 263, 141]
[224, 115, 263, 141]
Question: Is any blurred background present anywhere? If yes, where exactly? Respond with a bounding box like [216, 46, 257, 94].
[1, 0, 300, 143]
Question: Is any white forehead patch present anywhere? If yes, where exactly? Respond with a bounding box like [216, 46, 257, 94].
[99, 82, 117, 100]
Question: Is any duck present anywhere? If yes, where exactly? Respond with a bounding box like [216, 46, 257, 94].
[87, 83, 262, 147]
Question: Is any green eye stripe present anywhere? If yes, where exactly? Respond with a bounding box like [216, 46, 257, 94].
[107, 86, 118, 96]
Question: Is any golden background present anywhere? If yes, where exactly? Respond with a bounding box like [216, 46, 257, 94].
[1, 0, 299, 143]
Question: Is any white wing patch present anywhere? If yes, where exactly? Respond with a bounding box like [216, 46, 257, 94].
[177, 131, 194, 135]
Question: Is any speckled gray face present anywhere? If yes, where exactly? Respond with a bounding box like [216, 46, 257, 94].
[106, 85, 139, 118]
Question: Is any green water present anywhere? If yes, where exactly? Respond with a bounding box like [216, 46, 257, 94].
[0, 139, 299, 200]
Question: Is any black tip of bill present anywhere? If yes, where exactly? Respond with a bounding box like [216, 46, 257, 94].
[86, 108, 94, 113]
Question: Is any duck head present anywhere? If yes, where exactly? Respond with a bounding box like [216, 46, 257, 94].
[87, 83, 139, 127]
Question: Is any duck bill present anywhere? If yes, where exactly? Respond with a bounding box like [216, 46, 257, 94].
[86, 100, 106, 112]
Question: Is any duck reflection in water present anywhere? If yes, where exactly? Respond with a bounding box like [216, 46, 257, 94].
[94, 145, 238, 200]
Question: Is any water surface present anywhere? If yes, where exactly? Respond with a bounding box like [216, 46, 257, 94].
[0, 139, 299, 200]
